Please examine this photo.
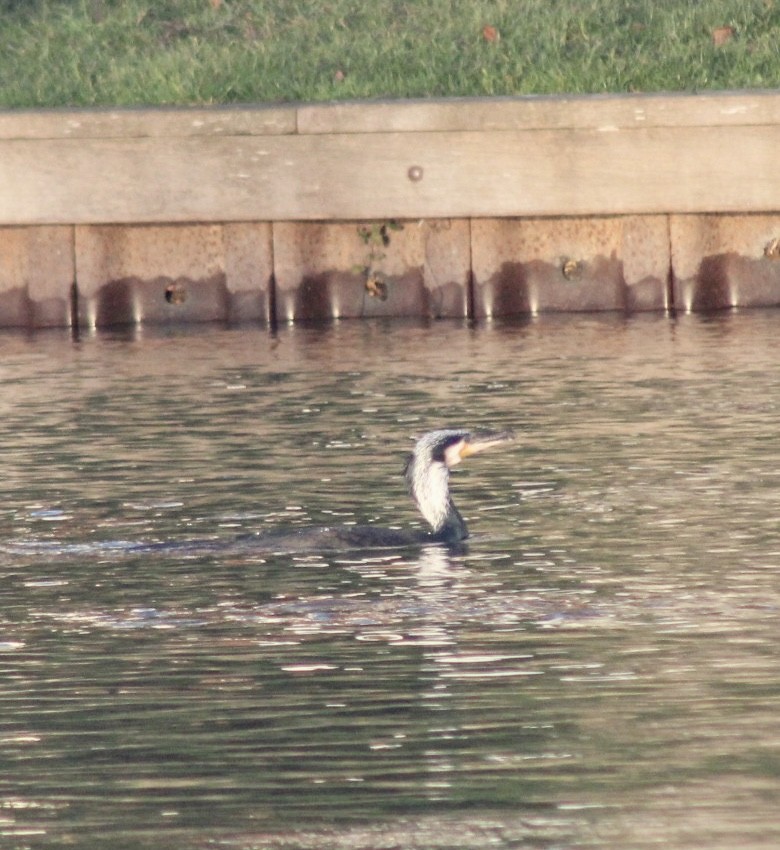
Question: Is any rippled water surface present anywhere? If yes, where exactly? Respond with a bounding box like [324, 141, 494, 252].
[2, 313, 780, 849]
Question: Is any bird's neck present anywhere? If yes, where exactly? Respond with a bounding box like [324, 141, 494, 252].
[410, 461, 469, 542]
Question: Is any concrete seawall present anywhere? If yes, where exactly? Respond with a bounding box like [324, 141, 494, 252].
[2, 91, 780, 328]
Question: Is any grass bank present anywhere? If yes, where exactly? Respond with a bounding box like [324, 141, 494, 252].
[1, 0, 780, 108]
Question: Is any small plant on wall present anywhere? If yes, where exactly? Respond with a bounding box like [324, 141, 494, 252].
[354, 220, 404, 301]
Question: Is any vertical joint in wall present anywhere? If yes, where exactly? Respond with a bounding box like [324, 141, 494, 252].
[69, 225, 80, 337]
[69, 280, 80, 340]
[465, 218, 475, 322]
[665, 215, 676, 315]
[268, 222, 279, 329]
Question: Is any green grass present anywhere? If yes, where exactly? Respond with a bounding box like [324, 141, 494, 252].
[1, 0, 780, 108]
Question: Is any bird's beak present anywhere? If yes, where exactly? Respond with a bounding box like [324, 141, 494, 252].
[459, 430, 515, 460]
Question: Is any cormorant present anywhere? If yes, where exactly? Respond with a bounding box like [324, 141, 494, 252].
[11, 429, 514, 558]
[187, 428, 513, 555]
[271, 427, 514, 551]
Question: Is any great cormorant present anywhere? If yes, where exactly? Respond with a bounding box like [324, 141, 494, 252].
[277, 427, 514, 551]
[233, 428, 515, 552]
[0, 429, 514, 559]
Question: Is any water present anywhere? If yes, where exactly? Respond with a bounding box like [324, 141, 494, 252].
[1, 313, 780, 849]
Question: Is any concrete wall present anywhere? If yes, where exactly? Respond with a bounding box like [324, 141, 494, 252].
[2, 92, 780, 328]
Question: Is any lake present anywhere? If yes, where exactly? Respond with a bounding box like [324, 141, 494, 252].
[1, 311, 779, 849]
